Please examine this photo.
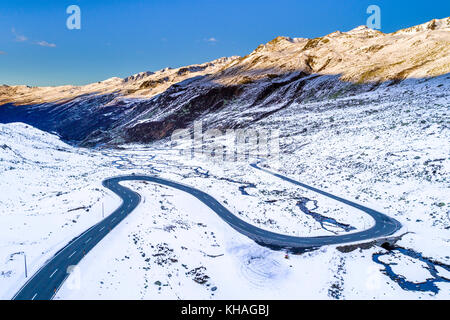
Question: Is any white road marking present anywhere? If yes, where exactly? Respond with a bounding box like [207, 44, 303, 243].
[68, 251, 77, 259]
[86, 237, 92, 244]
[112, 217, 117, 222]
[49, 269, 58, 279]
[32, 293, 38, 300]
[99, 226, 105, 232]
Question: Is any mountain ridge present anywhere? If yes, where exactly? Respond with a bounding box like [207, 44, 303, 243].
[0, 17, 449, 146]
[2, 17, 449, 105]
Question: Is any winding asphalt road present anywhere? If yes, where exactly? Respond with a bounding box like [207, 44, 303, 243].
[13, 168, 401, 300]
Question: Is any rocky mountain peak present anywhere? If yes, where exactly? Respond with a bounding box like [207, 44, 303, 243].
[1, 17, 449, 105]
[393, 16, 450, 34]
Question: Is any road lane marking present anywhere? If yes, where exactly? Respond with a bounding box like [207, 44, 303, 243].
[49, 269, 58, 279]
[112, 217, 117, 222]
[99, 226, 105, 232]
[31, 293, 38, 300]
[15, 173, 399, 301]
[68, 251, 77, 259]
[86, 237, 92, 244]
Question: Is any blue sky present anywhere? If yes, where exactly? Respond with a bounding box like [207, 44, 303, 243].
[0, 0, 449, 86]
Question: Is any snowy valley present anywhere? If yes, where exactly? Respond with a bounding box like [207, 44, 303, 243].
[0, 18, 449, 300]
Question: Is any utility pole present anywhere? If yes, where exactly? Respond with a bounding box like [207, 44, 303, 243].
[23, 253, 27, 278]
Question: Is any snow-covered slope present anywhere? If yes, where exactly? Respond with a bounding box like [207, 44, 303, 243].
[213, 17, 450, 84]
[1, 82, 449, 299]
[0, 57, 239, 106]
[0, 123, 124, 298]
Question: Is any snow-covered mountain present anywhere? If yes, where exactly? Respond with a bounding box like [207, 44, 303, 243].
[1, 74, 449, 298]
[1, 17, 449, 300]
[0, 17, 449, 146]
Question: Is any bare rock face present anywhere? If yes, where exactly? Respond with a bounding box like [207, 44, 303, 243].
[1, 18, 449, 146]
